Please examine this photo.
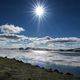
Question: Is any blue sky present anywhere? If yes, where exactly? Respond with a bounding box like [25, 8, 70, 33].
[0, 0, 80, 37]
[0, 0, 80, 49]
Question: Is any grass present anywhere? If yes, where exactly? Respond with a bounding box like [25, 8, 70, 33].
[0, 57, 80, 80]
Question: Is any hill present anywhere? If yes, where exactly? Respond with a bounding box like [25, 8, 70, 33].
[0, 57, 80, 80]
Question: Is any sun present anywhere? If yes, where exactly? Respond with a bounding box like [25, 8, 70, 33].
[34, 5, 45, 17]
[31, 0, 48, 21]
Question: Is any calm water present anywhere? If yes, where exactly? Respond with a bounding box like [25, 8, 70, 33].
[0, 49, 80, 75]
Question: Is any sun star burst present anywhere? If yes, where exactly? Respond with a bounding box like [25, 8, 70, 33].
[31, 0, 48, 21]
[35, 5, 45, 17]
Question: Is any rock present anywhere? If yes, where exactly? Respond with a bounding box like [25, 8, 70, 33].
[19, 47, 24, 50]
[54, 69, 59, 73]
[66, 73, 73, 76]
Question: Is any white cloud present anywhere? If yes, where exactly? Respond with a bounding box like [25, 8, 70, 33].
[24, 37, 80, 49]
[0, 34, 80, 49]
[0, 34, 28, 41]
[0, 24, 24, 34]
[0, 24, 79, 49]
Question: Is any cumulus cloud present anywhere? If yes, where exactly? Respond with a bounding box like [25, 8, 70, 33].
[24, 37, 80, 49]
[47, 37, 80, 43]
[0, 34, 80, 49]
[0, 24, 79, 49]
[0, 34, 20, 40]
[0, 34, 28, 42]
[0, 24, 24, 34]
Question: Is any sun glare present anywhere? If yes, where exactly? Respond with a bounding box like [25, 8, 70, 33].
[35, 6, 45, 17]
[31, 0, 48, 21]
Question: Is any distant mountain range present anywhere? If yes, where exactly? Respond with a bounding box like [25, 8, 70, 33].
[0, 47, 80, 52]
